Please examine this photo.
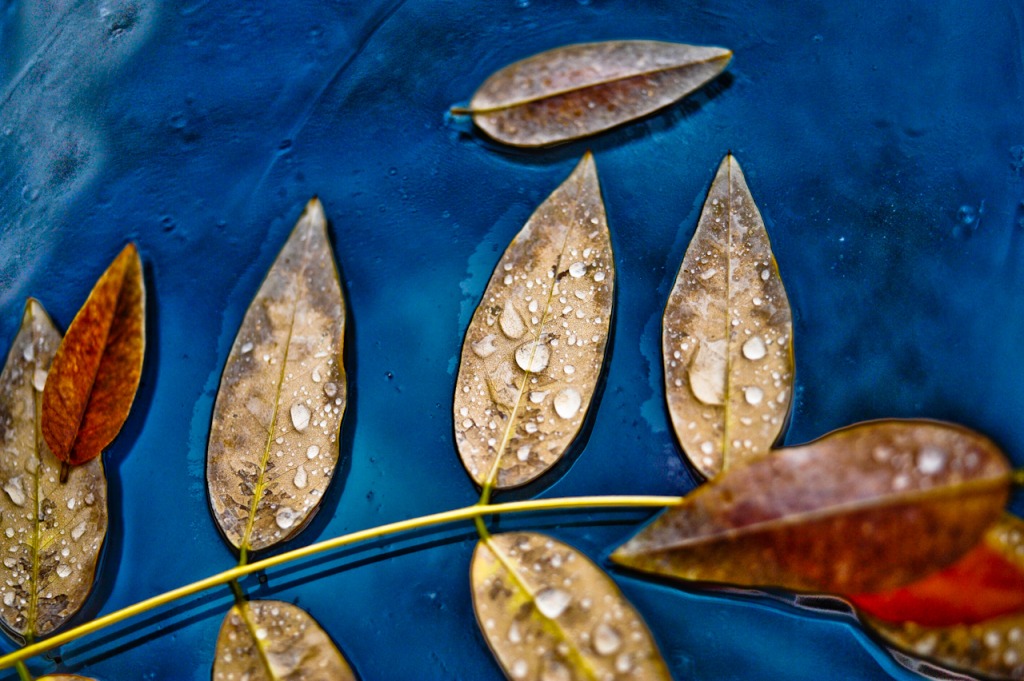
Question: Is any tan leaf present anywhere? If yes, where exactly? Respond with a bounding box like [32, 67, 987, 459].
[864, 514, 1024, 680]
[41, 243, 145, 468]
[457, 40, 732, 147]
[0, 300, 107, 641]
[207, 198, 347, 555]
[663, 154, 793, 479]
[472, 531, 670, 680]
[612, 420, 1011, 594]
[212, 600, 355, 681]
[453, 153, 614, 490]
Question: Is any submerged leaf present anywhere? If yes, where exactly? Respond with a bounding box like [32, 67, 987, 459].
[458, 40, 732, 147]
[612, 420, 1010, 594]
[41, 243, 145, 467]
[663, 154, 793, 479]
[453, 153, 614, 490]
[0, 300, 107, 641]
[213, 600, 355, 681]
[472, 532, 670, 680]
[207, 198, 347, 554]
[862, 514, 1024, 680]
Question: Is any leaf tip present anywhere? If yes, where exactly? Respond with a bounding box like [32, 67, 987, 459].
[302, 195, 327, 228]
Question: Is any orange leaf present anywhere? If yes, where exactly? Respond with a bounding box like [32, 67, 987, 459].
[851, 513, 1024, 627]
[42, 243, 145, 468]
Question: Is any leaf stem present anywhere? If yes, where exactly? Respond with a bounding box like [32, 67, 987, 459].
[1013, 469, 1024, 487]
[14, 661, 31, 681]
[0, 494, 679, 669]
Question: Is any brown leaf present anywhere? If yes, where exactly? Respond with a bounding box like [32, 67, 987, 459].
[0, 300, 107, 641]
[864, 514, 1024, 680]
[612, 420, 1011, 594]
[212, 600, 356, 680]
[207, 198, 347, 554]
[472, 531, 671, 680]
[457, 40, 732, 147]
[663, 154, 793, 479]
[41, 243, 145, 467]
[453, 153, 614, 490]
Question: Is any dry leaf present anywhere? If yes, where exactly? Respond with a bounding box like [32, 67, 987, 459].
[472, 532, 670, 680]
[41, 243, 145, 468]
[663, 154, 793, 479]
[453, 153, 614, 490]
[0, 300, 107, 641]
[207, 198, 346, 554]
[612, 420, 1011, 594]
[456, 40, 732, 146]
[212, 600, 355, 681]
[862, 514, 1024, 680]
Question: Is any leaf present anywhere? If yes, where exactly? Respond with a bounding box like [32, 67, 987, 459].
[472, 531, 671, 680]
[207, 198, 347, 554]
[663, 154, 793, 480]
[0, 300, 107, 641]
[212, 599, 356, 680]
[859, 514, 1024, 681]
[850, 514, 1024, 627]
[612, 420, 1011, 594]
[453, 153, 614, 490]
[41, 243, 145, 468]
[457, 40, 732, 147]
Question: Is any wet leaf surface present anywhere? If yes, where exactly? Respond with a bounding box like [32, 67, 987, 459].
[612, 420, 1011, 594]
[863, 514, 1024, 680]
[453, 153, 614, 490]
[207, 198, 346, 554]
[212, 599, 355, 681]
[458, 40, 732, 146]
[472, 531, 670, 681]
[0, 301, 107, 641]
[41, 243, 145, 467]
[663, 154, 793, 479]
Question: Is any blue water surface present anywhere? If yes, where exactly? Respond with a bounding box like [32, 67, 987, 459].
[0, 1, 1022, 679]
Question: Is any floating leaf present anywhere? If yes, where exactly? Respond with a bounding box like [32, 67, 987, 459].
[472, 531, 670, 680]
[861, 514, 1024, 680]
[41, 243, 145, 468]
[663, 154, 793, 479]
[0, 300, 107, 641]
[213, 600, 355, 680]
[453, 153, 614, 490]
[612, 420, 1011, 594]
[456, 40, 732, 147]
[207, 198, 346, 554]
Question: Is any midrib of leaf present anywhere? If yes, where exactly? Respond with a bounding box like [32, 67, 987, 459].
[720, 159, 734, 471]
[644, 475, 1010, 552]
[480, 168, 589, 498]
[27, 336, 43, 641]
[465, 53, 731, 114]
[238, 233, 311, 561]
[483, 536, 602, 681]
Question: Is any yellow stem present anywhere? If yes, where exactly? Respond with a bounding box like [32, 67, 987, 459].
[1013, 469, 1024, 486]
[15, 661, 31, 681]
[0, 494, 680, 669]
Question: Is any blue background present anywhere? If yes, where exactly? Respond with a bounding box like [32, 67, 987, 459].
[0, 0, 1022, 679]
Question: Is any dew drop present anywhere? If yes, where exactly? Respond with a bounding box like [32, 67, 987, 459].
[917, 447, 947, 475]
[71, 522, 87, 541]
[67, 498, 76, 510]
[516, 446, 531, 462]
[701, 441, 715, 455]
[240, 342, 254, 354]
[32, 368, 47, 392]
[2, 592, 13, 606]
[689, 340, 727, 405]
[744, 386, 764, 405]
[508, 621, 522, 644]
[311, 367, 322, 382]
[2, 558, 15, 568]
[535, 587, 571, 618]
[568, 262, 586, 278]
[471, 334, 498, 358]
[500, 300, 526, 339]
[742, 336, 767, 361]
[306, 445, 320, 460]
[615, 652, 634, 673]
[290, 403, 311, 431]
[592, 623, 622, 655]
[540, 661, 572, 681]
[553, 388, 581, 419]
[4, 528, 12, 538]
[594, 270, 606, 283]
[563, 364, 575, 375]
[22, 344, 33, 362]
[293, 465, 308, 489]
[324, 382, 339, 398]
[515, 340, 550, 372]
[510, 659, 528, 679]
[56, 565, 72, 579]
[529, 390, 548, 404]
[275, 508, 300, 530]
[3, 478, 26, 507]
[255, 627, 268, 640]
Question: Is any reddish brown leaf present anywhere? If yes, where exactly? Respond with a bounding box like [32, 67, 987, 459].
[612, 420, 1012, 594]
[41, 243, 145, 467]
